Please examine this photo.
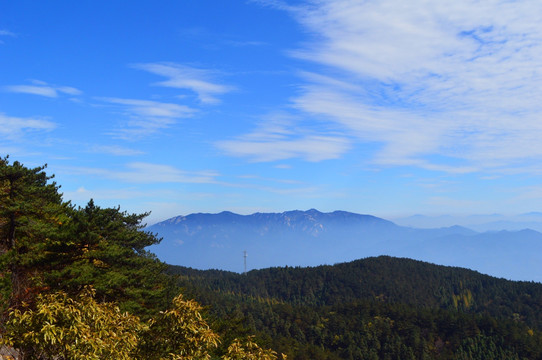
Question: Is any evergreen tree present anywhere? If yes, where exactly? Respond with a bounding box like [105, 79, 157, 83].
[0, 157, 67, 311]
[45, 199, 172, 318]
[0, 158, 171, 319]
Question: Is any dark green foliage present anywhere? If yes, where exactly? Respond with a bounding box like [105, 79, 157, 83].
[0, 158, 173, 319]
[44, 200, 173, 318]
[0, 157, 67, 311]
[169, 257, 542, 359]
[453, 334, 525, 360]
[169, 256, 542, 327]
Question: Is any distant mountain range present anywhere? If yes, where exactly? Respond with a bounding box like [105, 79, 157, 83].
[146, 209, 542, 282]
[392, 212, 542, 232]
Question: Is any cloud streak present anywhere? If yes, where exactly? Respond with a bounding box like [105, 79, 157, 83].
[0, 29, 15, 44]
[100, 97, 195, 139]
[0, 113, 56, 139]
[0, 30, 16, 37]
[132, 62, 233, 104]
[237, 0, 542, 173]
[4, 80, 82, 97]
[65, 162, 219, 184]
[90, 145, 144, 156]
[216, 114, 350, 162]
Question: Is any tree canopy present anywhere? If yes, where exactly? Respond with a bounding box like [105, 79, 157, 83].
[0, 157, 66, 310]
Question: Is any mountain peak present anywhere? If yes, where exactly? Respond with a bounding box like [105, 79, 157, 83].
[146, 210, 542, 281]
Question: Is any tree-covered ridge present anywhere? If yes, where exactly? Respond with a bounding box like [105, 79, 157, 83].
[170, 256, 542, 326]
[169, 258, 542, 359]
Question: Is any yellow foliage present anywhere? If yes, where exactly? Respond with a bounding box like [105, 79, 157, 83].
[0, 287, 144, 359]
[1, 288, 282, 360]
[223, 336, 285, 360]
[142, 293, 220, 360]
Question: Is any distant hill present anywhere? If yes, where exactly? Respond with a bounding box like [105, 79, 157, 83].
[168, 256, 542, 359]
[169, 255, 542, 327]
[146, 209, 542, 281]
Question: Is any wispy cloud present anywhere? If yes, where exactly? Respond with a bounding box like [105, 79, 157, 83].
[63, 186, 179, 202]
[132, 62, 233, 104]
[100, 97, 195, 139]
[102, 97, 193, 118]
[65, 162, 218, 184]
[0, 29, 15, 44]
[0, 30, 16, 37]
[224, 40, 267, 47]
[216, 113, 350, 162]
[90, 145, 144, 156]
[4, 80, 82, 97]
[251, 0, 542, 173]
[0, 113, 56, 139]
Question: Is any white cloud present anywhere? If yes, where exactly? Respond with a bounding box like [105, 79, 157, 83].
[218, 135, 349, 162]
[216, 114, 350, 162]
[66, 162, 218, 184]
[90, 145, 144, 156]
[103, 98, 193, 118]
[0, 30, 15, 37]
[224, 40, 267, 47]
[0, 30, 15, 44]
[4, 80, 82, 97]
[259, 0, 542, 173]
[5, 85, 58, 97]
[132, 62, 232, 104]
[0, 113, 56, 138]
[63, 186, 178, 202]
[56, 86, 82, 96]
[100, 97, 195, 139]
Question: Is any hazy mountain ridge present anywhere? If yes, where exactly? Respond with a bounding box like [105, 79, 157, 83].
[147, 209, 542, 282]
[159, 209, 395, 237]
[393, 213, 542, 232]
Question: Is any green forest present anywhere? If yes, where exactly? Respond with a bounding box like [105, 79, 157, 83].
[2, 157, 542, 359]
[170, 258, 542, 359]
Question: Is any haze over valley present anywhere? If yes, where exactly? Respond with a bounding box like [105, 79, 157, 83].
[148, 209, 542, 282]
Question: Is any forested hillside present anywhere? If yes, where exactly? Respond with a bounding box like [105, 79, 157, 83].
[170, 258, 542, 359]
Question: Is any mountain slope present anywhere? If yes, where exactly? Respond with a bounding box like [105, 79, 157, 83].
[147, 209, 404, 270]
[147, 209, 542, 281]
[169, 255, 542, 326]
[168, 256, 542, 360]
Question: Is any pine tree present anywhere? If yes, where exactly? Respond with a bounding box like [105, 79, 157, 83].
[45, 199, 172, 318]
[0, 157, 67, 311]
[0, 158, 171, 319]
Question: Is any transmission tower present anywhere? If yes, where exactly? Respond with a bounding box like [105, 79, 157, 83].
[243, 250, 247, 275]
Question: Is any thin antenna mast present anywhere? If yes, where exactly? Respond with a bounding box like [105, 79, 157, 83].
[243, 250, 247, 275]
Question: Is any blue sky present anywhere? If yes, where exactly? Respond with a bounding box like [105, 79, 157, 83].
[3, 0, 542, 224]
